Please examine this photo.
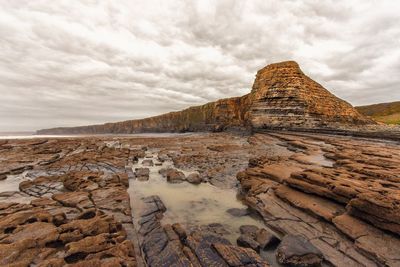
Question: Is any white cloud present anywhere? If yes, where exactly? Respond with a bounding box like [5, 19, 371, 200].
[0, 0, 399, 131]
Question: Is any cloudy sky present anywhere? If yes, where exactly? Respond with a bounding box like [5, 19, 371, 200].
[1, 0, 399, 131]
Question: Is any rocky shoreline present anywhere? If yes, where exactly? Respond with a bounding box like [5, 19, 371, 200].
[238, 132, 400, 266]
[0, 132, 399, 266]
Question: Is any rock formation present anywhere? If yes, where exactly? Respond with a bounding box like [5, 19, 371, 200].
[37, 61, 374, 135]
[1, 132, 400, 266]
[248, 61, 372, 130]
[238, 132, 400, 266]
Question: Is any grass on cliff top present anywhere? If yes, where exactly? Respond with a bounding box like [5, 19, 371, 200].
[372, 114, 400, 125]
[356, 101, 400, 125]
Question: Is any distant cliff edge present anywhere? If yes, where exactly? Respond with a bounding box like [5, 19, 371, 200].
[357, 101, 400, 125]
[37, 61, 375, 135]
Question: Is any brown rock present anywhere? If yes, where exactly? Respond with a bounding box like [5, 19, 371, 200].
[256, 228, 279, 250]
[347, 192, 400, 235]
[213, 243, 270, 266]
[59, 214, 122, 242]
[239, 225, 259, 238]
[276, 234, 323, 266]
[134, 167, 150, 181]
[237, 234, 260, 252]
[2, 222, 59, 246]
[53, 191, 94, 211]
[186, 173, 202, 184]
[91, 187, 131, 223]
[162, 168, 186, 183]
[275, 185, 345, 222]
[65, 233, 121, 259]
[333, 214, 400, 266]
[172, 223, 187, 241]
[142, 159, 154, 166]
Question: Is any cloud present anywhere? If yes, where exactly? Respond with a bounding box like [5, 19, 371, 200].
[0, 0, 399, 131]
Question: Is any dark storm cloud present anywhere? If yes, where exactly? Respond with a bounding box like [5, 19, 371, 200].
[0, 0, 399, 131]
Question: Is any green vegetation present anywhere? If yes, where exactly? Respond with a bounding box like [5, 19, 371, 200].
[356, 101, 400, 125]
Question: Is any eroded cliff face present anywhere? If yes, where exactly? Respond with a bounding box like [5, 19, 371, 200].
[38, 95, 252, 134]
[248, 61, 373, 130]
[37, 61, 374, 135]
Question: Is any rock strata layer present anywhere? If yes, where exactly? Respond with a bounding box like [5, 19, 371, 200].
[238, 132, 400, 266]
[37, 61, 374, 135]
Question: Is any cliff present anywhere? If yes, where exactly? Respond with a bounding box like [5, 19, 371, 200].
[356, 101, 400, 125]
[248, 61, 373, 130]
[37, 61, 374, 135]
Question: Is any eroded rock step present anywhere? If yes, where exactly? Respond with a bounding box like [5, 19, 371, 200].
[239, 132, 400, 266]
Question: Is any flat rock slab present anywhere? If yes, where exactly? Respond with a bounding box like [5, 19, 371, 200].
[276, 234, 323, 266]
[226, 208, 250, 217]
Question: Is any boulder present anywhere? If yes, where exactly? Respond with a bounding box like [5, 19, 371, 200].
[160, 168, 186, 183]
[134, 167, 150, 181]
[186, 173, 202, 184]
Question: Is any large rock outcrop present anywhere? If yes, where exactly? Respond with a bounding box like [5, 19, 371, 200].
[37, 61, 373, 135]
[248, 61, 372, 130]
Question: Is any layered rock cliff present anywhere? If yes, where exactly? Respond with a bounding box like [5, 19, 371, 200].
[37, 61, 374, 135]
[248, 61, 373, 130]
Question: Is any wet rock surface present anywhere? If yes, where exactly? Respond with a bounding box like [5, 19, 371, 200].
[276, 234, 323, 266]
[237, 225, 279, 253]
[0, 138, 140, 266]
[0, 132, 399, 266]
[136, 194, 270, 266]
[239, 132, 400, 266]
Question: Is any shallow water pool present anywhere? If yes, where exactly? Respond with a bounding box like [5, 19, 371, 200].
[127, 150, 268, 243]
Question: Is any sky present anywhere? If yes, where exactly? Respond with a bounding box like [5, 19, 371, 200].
[1, 0, 399, 131]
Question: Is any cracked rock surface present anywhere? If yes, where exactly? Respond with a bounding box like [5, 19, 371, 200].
[239, 132, 400, 266]
[0, 132, 399, 266]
